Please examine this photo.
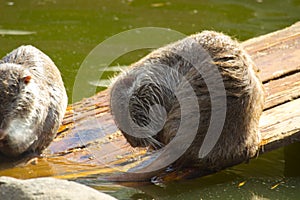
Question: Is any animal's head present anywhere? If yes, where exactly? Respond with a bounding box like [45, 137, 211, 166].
[110, 69, 171, 149]
[0, 63, 36, 157]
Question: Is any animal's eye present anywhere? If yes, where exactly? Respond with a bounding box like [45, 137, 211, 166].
[10, 84, 18, 90]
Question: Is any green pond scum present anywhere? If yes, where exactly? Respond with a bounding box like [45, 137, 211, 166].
[1, 0, 300, 199]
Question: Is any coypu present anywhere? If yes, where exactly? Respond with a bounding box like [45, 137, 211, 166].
[0, 45, 68, 157]
[110, 31, 264, 173]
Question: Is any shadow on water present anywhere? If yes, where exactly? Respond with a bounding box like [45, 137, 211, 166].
[284, 142, 300, 177]
[79, 169, 300, 200]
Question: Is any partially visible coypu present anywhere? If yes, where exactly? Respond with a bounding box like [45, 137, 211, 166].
[0, 45, 68, 157]
[110, 31, 264, 174]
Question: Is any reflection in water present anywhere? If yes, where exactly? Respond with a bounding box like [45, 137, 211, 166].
[0, 157, 54, 179]
[80, 174, 300, 200]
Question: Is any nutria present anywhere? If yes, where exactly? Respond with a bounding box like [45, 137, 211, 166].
[110, 31, 264, 174]
[0, 45, 68, 157]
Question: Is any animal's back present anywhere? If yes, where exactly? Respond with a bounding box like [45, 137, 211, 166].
[110, 31, 265, 174]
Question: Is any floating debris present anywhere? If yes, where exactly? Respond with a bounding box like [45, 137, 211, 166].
[238, 181, 246, 187]
[89, 79, 111, 87]
[270, 181, 284, 190]
[151, 2, 170, 8]
[0, 29, 36, 36]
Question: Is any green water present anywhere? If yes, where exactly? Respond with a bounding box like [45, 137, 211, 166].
[1, 0, 300, 199]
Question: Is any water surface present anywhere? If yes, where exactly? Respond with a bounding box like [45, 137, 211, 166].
[1, 0, 300, 199]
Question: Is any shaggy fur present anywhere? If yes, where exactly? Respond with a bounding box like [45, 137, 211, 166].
[0, 45, 68, 157]
[110, 31, 264, 171]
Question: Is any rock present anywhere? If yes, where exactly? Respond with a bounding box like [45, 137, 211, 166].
[0, 176, 117, 200]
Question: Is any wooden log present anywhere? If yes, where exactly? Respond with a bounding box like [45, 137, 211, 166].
[1, 22, 300, 181]
[242, 22, 300, 154]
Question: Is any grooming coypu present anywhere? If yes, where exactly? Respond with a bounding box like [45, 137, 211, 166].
[0, 45, 68, 158]
[110, 31, 264, 173]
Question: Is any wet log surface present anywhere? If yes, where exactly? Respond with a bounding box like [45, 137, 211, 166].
[1, 22, 300, 181]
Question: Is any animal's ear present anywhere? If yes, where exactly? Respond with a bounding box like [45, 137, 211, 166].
[22, 75, 31, 84]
